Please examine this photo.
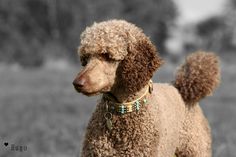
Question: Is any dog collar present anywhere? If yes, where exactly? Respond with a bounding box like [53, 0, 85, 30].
[104, 80, 153, 114]
[103, 80, 153, 130]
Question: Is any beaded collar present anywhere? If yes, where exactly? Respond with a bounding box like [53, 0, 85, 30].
[103, 80, 153, 130]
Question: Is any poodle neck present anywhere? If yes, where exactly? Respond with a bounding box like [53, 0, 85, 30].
[110, 84, 150, 103]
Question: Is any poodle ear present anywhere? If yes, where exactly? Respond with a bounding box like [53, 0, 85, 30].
[116, 38, 164, 94]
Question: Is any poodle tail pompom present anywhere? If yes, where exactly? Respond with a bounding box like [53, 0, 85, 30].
[174, 51, 220, 105]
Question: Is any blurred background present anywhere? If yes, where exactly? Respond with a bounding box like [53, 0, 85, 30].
[0, 0, 235, 156]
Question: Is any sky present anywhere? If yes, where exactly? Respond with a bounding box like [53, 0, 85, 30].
[175, 0, 226, 24]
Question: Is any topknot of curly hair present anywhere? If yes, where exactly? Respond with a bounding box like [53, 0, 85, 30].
[79, 19, 147, 60]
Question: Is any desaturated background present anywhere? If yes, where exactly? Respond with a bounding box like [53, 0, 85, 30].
[0, 0, 235, 156]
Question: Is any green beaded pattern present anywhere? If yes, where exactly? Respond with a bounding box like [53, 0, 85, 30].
[106, 80, 152, 115]
[109, 97, 148, 114]
[134, 100, 140, 111]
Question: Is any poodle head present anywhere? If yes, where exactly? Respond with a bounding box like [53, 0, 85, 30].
[73, 20, 163, 96]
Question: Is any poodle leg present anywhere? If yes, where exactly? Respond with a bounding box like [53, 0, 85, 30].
[175, 138, 212, 157]
[175, 107, 212, 157]
[175, 139, 212, 157]
[175, 129, 212, 156]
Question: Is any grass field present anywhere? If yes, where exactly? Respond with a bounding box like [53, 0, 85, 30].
[0, 61, 235, 157]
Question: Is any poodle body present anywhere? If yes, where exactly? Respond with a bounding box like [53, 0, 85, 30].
[82, 84, 211, 157]
[73, 20, 220, 157]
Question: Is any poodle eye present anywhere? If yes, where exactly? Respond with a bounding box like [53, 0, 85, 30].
[81, 56, 89, 66]
[81, 61, 87, 66]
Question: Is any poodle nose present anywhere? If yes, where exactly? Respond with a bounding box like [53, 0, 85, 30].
[73, 78, 86, 88]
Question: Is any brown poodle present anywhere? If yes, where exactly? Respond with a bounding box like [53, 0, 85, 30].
[73, 20, 220, 157]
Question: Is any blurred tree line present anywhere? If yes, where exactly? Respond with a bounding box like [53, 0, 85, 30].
[0, 0, 177, 67]
[184, 0, 236, 53]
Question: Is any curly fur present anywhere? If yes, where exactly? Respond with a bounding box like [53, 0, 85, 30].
[115, 38, 163, 94]
[74, 20, 220, 157]
[79, 20, 145, 60]
[79, 19, 163, 96]
[174, 51, 220, 105]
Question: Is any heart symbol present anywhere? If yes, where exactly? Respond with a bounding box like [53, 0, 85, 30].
[4, 142, 8, 147]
